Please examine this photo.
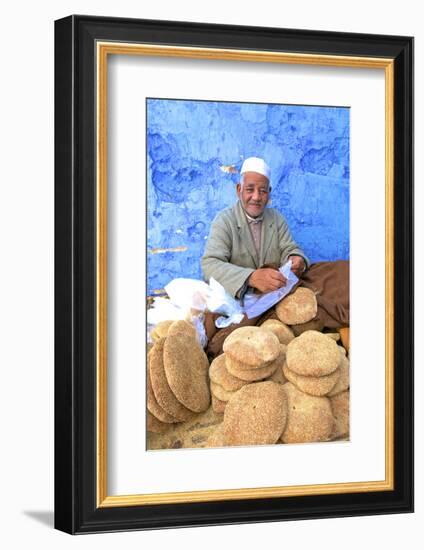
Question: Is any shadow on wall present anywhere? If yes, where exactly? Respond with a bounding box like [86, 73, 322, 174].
[147, 98, 350, 295]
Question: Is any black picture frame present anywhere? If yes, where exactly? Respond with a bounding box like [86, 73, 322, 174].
[54, 14, 414, 534]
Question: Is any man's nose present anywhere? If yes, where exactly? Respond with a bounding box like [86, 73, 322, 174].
[252, 189, 261, 200]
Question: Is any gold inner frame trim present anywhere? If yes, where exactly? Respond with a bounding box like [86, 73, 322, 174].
[96, 42, 395, 508]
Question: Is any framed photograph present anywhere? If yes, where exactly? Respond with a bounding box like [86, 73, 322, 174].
[54, 15, 413, 534]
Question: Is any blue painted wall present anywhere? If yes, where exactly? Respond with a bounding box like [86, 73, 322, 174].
[147, 99, 349, 295]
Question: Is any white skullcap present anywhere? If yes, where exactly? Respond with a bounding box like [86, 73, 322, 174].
[240, 157, 271, 180]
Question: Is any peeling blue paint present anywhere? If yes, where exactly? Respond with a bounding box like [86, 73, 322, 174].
[147, 99, 350, 295]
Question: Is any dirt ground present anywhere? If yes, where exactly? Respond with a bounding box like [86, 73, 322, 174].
[147, 406, 223, 450]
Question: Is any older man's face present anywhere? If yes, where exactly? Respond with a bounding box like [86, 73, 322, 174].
[236, 171, 270, 218]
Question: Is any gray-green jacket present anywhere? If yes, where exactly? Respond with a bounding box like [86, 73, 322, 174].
[201, 200, 309, 297]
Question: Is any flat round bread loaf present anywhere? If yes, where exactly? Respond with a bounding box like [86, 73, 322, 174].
[212, 395, 227, 414]
[163, 333, 210, 413]
[330, 390, 350, 439]
[167, 319, 197, 339]
[260, 319, 295, 345]
[149, 338, 195, 421]
[328, 350, 350, 396]
[282, 362, 340, 396]
[146, 367, 180, 423]
[325, 332, 341, 342]
[275, 287, 317, 325]
[146, 410, 170, 433]
[223, 381, 288, 446]
[223, 326, 280, 368]
[280, 382, 334, 443]
[225, 355, 279, 381]
[286, 330, 340, 377]
[209, 353, 248, 392]
[207, 423, 226, 448]
[151, 320, 174, 341]
[210, 381, 235, 402]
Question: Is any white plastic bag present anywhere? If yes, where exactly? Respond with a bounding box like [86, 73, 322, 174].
[243, 260, 299, 319]
[191, 313, 208, 348]
[147, 279, 209, 347]
[146, 296, 184, 344]
[206, 277, 245, 328]
[146, 296, 185, 326]
[147, 275, 246, 344]
[164, 278, 210, 311]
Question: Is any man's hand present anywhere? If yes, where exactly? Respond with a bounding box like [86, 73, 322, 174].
[248, 268, 287, 293]
[289, 255, 306, 277]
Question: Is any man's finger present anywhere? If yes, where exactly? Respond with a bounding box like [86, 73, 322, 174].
[269, 271, 286, 283]
[267, 276, 286, 289]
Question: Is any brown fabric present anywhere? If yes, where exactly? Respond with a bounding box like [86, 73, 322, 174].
[205, 260, 349, 360]
[291, 318, 325, 336]
[299, 260, 349, 329]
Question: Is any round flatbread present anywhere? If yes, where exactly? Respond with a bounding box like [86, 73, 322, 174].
[328, 351, 350, 396]
[151, 320, 174, 341]
[325, 332, 341, 342]
[223, 326, 280, 368]
[280, 382, 334, 443]
[282, 362, 340, 396]
[146, 367, 180, 423]
[167, 319, 197, 339]
[207, 423, 226, 448]
[223, 381, 288, 446]
[209, 353, 248, 392]
[225, 355, 279, 381]
[275, 287, 318, 325]
[260, 319, 295, 345]
[286, 330, 340, 377]
[212, 395, 227, 414]
[330, 390, 350, 439]
[146, 410, 170, 433]
[163, 333, 210, 413]
[210, 381, 236, 402]
[148, 338, 195, 421]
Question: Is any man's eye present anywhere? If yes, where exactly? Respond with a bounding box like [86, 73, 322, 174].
[244, 187, 268, 194]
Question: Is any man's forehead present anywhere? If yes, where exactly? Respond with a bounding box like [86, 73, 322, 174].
[242, 171, 270, 186]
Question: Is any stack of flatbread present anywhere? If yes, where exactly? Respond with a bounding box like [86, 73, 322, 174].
[273, 288, 350, 442]
[208, 326, 287, 414]
[147, 320, 211, 433]
[147, 287, 350, 447]
[207, 325, 349, 447]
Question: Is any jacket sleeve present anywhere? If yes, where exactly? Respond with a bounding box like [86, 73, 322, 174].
[201, 215, 255, 298]
[276, 213, 310, 269]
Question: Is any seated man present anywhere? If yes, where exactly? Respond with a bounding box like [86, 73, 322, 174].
[201, 157, 309, 301]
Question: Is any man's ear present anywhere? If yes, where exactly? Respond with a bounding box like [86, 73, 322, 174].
[236, 182, 241, 197]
